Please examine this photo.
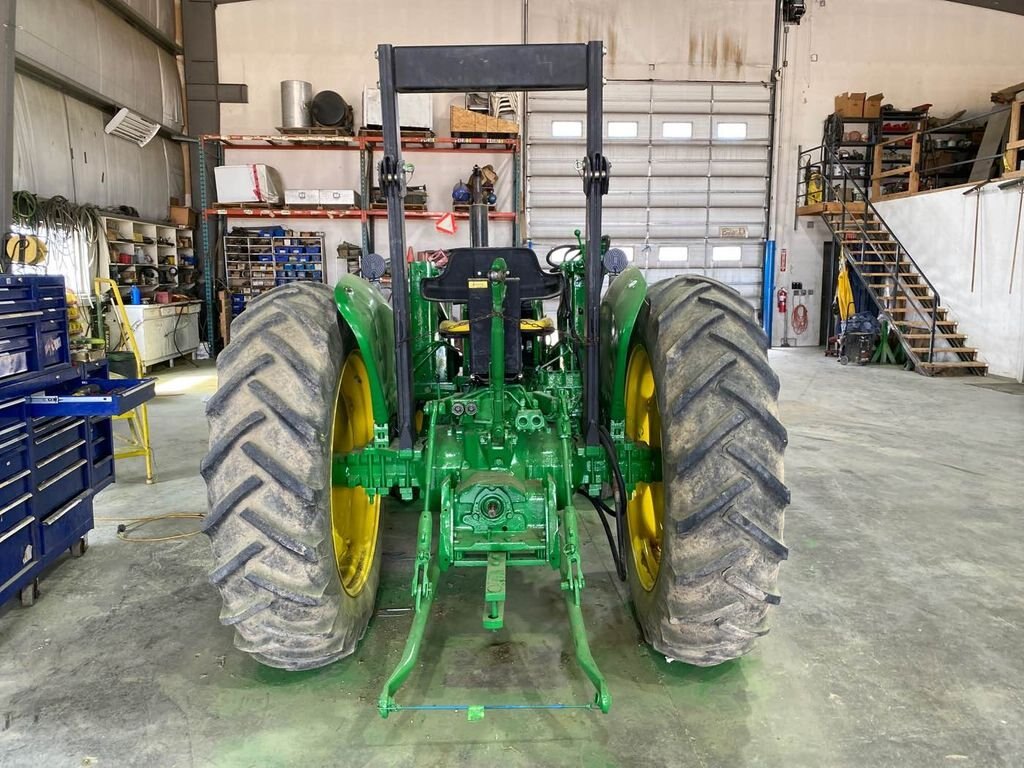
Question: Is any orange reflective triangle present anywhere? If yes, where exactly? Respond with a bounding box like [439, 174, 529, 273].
[435, 212, 457, 235]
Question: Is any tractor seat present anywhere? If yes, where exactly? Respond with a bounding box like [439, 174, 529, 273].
[439, 317, 555, 337]
[420, 247, 563, 302]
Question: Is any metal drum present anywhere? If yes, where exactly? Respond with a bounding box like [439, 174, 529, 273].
[280, 80, 312, 128]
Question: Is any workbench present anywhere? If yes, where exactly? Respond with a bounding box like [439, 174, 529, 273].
[0, 275, 155, 608]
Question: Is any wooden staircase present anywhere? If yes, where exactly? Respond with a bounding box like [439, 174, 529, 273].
[797, 143, 987, 376]
[822, 210, 987, 376]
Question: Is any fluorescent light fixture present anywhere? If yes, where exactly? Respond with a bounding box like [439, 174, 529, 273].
[105, 107, 160, 147]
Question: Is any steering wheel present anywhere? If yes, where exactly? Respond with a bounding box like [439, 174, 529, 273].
[545, 244, 581, 268]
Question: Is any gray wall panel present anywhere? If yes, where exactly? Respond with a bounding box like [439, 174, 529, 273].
[17, 0, 182, 131]
[11, 75, 73, 199]
[65, 96, 110, 206]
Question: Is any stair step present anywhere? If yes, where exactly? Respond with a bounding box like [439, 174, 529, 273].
[887, 307, 947, 315]
[901, 333, 968, 340]
[910, 346, 978, 354]
[862, 272, 921, 278]
[895, 320, 957, 328]
[918, 361, 989, 370]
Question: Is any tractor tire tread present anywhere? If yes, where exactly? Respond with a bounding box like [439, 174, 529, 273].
[202, 282, 381, 671]
[628, 275, 789, 667]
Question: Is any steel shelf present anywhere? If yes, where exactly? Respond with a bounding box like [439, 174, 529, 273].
[207, 208, 516, 222]
[201, 134, 518, 153]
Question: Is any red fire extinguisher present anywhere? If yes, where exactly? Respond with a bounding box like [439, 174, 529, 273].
[776, 287, 788, 314]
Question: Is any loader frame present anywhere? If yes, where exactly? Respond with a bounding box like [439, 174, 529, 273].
[332, 42, 656, 718]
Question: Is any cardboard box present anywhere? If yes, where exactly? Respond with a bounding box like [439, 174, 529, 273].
[363, 89, 433, 131]
[214, 164, 282, 205]
[284, 189, 320, 206]
[319, 189, 360, 207]
[835, 92, 866, 118]
[863, 93, 884, 118]
[169, 205, 195, 228]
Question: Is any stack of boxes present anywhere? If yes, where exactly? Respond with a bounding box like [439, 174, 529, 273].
[834, 92, 884, 119]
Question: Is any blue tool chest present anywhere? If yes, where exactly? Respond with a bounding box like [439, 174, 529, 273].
[0, 275, 154, 608]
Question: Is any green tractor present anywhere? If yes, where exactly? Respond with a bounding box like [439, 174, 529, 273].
[201, 42, 788, 718]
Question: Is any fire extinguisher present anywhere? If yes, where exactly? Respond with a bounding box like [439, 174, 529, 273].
[776, 287, 788, 314]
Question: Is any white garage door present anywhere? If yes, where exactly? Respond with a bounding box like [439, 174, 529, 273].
[527, 81, 771, 308]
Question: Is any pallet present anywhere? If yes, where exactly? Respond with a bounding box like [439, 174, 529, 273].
[370, 202, 428, 212]
[276, 126, 358, 138]
[359, 127, 435, 139]
[453, 203, 497, 213]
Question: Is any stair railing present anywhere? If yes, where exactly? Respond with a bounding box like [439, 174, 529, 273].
[796, 143, 941, 361]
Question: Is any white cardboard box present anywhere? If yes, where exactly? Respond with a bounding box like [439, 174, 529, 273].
[363, 89, 433, 131]
[319, 189, 360, 207]
[285, 189, 320, 206]
[214, 164, 282, 205]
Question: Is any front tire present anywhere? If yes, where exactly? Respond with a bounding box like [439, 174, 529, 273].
[201, 283, 382, 670]
[625, 276, 789, 665]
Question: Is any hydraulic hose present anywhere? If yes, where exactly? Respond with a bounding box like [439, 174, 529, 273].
[587, 425, 628, 582]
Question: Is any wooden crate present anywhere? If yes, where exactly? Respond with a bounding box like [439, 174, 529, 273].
[449, 106, 518, 136]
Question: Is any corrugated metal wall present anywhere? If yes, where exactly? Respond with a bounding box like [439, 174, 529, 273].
[12, 75, 183, 220]
[12, 0, 182, 220]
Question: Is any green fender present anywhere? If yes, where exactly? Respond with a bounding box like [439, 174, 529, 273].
[599, 267, 648, 424]
[334, 275, 396, 426]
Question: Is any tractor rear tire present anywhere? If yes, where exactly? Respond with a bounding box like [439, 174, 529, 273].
[201, 283, 382, 670]
[625, 276, 789, 665]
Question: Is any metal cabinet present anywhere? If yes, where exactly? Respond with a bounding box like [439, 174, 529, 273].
[106, 301, 201, 371]
[0, 276, 155, 608]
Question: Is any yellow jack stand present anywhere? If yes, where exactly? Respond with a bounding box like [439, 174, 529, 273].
[95, 278, 156, 484]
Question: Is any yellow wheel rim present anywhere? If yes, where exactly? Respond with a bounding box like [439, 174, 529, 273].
[330, 352, 380, 597]
[625, 345, 664, 592]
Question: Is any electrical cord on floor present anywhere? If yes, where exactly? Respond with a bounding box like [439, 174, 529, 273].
[95, 513, 205, 543]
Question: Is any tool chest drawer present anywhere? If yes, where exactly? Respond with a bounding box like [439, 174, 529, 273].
[89, 417, 114, 489]
[33, 416, 87, 455]
[0, 276, 69, 389]
[0, 489, 31, 536]
[0, 425, 30, 479]
[27, 378, 155, 418]
[0, 515, 37, 593]
[35, 456, 90, 516]
[40, 492, 93, 556]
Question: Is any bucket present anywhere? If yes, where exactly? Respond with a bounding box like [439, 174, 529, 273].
[280, 80, 313, 128]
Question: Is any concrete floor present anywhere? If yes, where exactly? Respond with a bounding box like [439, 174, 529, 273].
[1, 348, 1023, 767]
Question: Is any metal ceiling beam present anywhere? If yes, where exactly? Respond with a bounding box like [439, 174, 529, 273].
[943, 0, 1024, 16]
[94, 0, 182, 55]
[14, 54, 182, 137]
[1, 0, 15, 237]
